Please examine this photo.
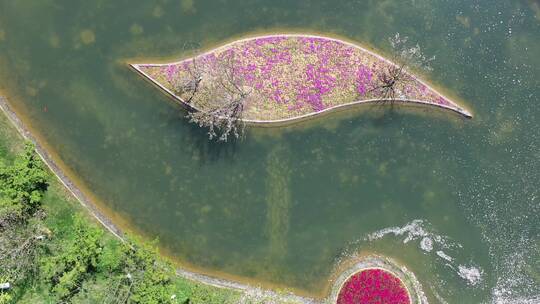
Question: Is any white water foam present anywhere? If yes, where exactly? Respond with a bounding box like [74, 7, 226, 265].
[457, 265, 483, 286]
[430, 286, 450, 304]
[457, 166, 540, 303]
[488, 239, 540, 304]
[436, 250, 453, 262]
[366, 219, 484, 287]
[420, 237, 434, 252]
[366, 219, 450, 247]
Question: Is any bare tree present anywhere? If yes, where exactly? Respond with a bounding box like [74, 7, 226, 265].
[370, 33, 434, 103]
[370, 65, 409, 102]
[170, 58, 203, 104]
[0, 211, 47, 286]
[186, 53, 250, 142]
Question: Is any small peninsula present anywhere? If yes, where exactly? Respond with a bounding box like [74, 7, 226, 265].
[337, 269, 410, 304]
[131, 34, 472, 126]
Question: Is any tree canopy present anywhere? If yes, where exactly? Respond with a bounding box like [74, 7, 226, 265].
[0, 143, 48, 223]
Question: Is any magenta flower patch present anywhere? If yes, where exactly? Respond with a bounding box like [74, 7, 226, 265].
[337, 269, 410, 304]
[131, 35, 471, 122]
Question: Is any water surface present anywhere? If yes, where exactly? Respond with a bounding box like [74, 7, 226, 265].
[0, 0, 538, 302]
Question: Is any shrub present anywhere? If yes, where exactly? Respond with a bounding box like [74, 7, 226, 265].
[42, 215, 103, 301]
[0, 142, 48, 224]
[104, 237, 176, 304]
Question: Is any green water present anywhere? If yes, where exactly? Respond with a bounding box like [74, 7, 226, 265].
[1, 0, 539, 302]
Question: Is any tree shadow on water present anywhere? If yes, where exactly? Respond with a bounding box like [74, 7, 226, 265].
[165, 110, 241, 165]
[371, 106, 402, 128]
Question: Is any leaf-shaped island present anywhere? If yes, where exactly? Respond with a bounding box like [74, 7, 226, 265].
[131, 35, 472, 126]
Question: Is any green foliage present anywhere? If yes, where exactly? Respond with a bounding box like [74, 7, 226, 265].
[174, 279, 240, 304]
[110, 237, 176, 304]
[0, 275, 11, 304]
[42, 215, 103, 301]
[0, 143, 48, 303]
[0, 142, 48, 221]
[96, 239, 123, 273]
[0, 292, 12, 304]
[0, 117, 246, 304]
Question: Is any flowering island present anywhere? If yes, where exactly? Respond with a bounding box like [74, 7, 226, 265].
[337, 268, 411, 304]
[131, 34, 471, 138]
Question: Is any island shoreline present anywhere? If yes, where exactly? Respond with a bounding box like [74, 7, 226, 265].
[130, 33, 473, 124]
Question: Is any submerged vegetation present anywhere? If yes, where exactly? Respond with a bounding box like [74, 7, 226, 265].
[265, 145, 292, 262]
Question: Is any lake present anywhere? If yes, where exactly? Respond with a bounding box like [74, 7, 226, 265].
[0, 0, 538, 302]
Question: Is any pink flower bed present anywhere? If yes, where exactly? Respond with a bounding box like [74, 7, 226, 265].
[133, 35, 470, 121]
[337, 269, 410, 304]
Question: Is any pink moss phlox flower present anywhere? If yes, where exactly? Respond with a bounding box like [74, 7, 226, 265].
[140, 35, 463, 120]
[356, 64, 373, 95]
[297, 84, 324, 111]
[299, 37, 327, 54]
[288, 101, 305, 111]
[337, 269, 410, 304]
[164, 65, 178, 84]
[437, 96, 449, 105]
[254, 36, 287, 46]
[296, 63, 337, 111]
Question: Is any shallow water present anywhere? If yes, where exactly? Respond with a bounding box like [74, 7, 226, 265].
[0, 0, 539, 302]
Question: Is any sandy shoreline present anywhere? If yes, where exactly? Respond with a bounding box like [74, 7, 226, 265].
[0, 95, 317, 304]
